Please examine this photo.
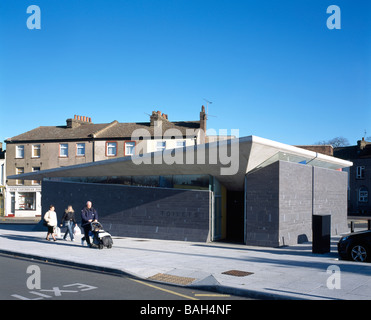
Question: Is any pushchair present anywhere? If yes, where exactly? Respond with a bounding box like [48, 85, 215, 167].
[90, 221, 113, 249]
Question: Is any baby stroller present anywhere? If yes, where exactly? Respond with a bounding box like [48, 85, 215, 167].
[90, 221, 113, 249]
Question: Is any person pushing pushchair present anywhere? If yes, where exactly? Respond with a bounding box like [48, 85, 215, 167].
[81, 201, 98, 247]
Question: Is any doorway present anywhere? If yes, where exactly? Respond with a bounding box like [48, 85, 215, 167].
[226, 190, 245, 243]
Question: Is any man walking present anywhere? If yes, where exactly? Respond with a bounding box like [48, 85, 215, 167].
[81, 201, 98, 247]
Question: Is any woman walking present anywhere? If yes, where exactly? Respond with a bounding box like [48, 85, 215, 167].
[44, 205, 58, 241]
[60, 205, 76, 241]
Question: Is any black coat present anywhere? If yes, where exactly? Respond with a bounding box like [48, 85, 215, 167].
[61, 210, 76, 224]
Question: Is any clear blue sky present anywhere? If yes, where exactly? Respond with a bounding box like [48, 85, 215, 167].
[1, 0, 370, 147]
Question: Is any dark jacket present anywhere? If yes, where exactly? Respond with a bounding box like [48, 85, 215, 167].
[61, 210, 76, 224]
[81, 207, 98, 226]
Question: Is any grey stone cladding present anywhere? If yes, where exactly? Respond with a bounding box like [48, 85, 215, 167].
[245, 160, 348, 247]
[41, 180, 211, 242]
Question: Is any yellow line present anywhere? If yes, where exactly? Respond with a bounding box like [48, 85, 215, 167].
[130, 278, 199, 300]
[194, 294, 230, 297]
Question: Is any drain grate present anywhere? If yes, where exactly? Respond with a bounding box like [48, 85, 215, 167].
[147, 273, 196, 285]
[222, 270, 254, 277]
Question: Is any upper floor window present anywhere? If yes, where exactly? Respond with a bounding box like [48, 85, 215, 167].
[356, 166, 365, 179]
[32, 167, 40, 185]
[16, 145, 24, 158]
[59, 144, 68, 157]
[106, 142, 117, 157]
[176, 140, 186, 148]
[16, 167, 24, 185]
[156, 141, 166, 152]
[32, 145, 41, 158]
[76, 143, 85, 156]
[359, 187, 368, 203]
[124, 141, 135, 156]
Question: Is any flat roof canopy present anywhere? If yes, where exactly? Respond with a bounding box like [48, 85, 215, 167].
[10, 135, 353, 191]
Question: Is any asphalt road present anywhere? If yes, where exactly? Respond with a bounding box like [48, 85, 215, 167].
[0, 253, 250, 301]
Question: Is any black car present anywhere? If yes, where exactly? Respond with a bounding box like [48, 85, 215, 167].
[338, 230, 371, 262]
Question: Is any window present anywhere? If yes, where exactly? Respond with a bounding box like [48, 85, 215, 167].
[59, 144, 68, 157]
[16, 167, 24, 185]
[156, 141, 166, 152]
[124, 141, 135, 156]
[106, 142, 117, 156]
[76, 143, 85, 156]
[32, 145, 41, 158]
[359, 187, 368, 203]
[176, 140, 186, 148]
[356, 166, 365, 179]
[32, 167, 40, 185]
[16, 145, 24, 159]
[17, 192, 36, 211]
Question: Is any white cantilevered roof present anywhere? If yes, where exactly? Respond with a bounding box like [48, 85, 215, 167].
[10, 135, 353, 191]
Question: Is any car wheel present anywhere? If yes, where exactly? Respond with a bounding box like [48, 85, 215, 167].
[350, 244, 369, 262]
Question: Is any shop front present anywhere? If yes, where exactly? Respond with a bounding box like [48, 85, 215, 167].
[5, 186, 41, 217]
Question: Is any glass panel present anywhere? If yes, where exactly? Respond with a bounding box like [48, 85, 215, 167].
[77, 143, 85, 156]
[32, 145, 40, 157]
[125, 142, 135, 155]
[16, 146, 24, 158]
[60, 144, 68, 157]
[17, 192, 36, 211]
[107, 142, 117, 156]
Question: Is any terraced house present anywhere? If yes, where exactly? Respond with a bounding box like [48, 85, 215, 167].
[4, 107, 207, 217]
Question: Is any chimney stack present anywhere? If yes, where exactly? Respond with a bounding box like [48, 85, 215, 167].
[150, 110, 169, 127]
[67, 115, 93, 128]
[199, 105, 207, 144]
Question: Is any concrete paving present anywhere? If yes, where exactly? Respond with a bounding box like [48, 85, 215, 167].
[0, 223, 370, 300]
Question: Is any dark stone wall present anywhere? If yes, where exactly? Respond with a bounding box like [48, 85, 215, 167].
[245, 161, 280, 247]
[245, 161, 348, 247]
[41, 180, 211, 242]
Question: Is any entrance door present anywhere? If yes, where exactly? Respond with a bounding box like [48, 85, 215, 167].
[226, 190, 245, 243]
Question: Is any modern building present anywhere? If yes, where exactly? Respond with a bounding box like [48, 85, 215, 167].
[0, 143, 5, 216]
[11, 135, 352, 247]
[4, 107, 207, 217]
[334, 137, 371, 216]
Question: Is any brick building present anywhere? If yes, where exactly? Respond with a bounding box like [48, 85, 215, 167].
[4, 107, 207, 217]
[334, 138, 371, 216]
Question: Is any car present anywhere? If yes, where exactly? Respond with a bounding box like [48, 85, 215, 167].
[338, 230, 371, 262]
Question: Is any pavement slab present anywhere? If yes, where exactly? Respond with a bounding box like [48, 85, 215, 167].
[0, 224, 370, 300]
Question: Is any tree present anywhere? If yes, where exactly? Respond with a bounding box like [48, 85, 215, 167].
[314, 137, 350, 148]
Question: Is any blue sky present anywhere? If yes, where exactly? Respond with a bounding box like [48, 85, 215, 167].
[0, 0, 370, 147]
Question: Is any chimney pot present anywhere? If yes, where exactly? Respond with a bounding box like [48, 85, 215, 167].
[74, 115, 77, 120]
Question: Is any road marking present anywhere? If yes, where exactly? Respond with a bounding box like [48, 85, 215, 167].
[194, 294, 231, 297]
[130, 279, 198, 300]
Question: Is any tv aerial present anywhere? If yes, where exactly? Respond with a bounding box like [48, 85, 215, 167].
[203, 98, 217, 120]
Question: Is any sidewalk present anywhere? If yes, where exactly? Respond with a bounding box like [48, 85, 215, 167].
[0, 224, 370, 300]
